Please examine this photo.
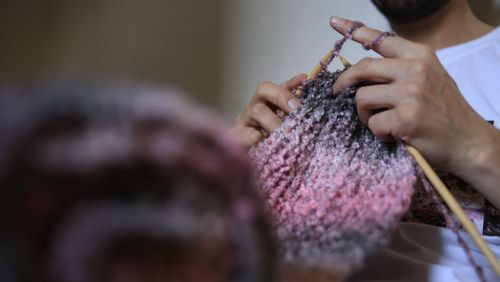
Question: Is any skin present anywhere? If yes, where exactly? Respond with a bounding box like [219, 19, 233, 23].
[231, 0, 500, 208]
[385, 0, 493, 50]
[329, 16, 500, 209]
[230, 74, 307, 147]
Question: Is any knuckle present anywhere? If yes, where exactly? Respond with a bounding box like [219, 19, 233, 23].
[256, 81, 271, 95]
[397, 105, 419, 129]
[412, 61, 430, 76]
[357, 57, 374, 71]
[258, 81, 290, 105]
[249, 130, 263, 145]
[405, 82, 423, 98]
[250, 103, 267, 117]
[367, 116, 381, 134]
[276, 89, 292, 103]
[355, 89, 369, 107]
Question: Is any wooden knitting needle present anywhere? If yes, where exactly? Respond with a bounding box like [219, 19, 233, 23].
[338, 54, 352, 69]
[296, 52, 351, 97]
[296, 51, 334, 97]
[305, 54, 500, 276]
[406, 145, 500, 276]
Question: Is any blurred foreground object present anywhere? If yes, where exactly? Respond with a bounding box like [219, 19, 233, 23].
[0, 82, 274, 282]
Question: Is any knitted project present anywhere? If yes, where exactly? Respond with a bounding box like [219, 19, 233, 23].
[249, 22, 486, 280]
[250, 70, 416, 270]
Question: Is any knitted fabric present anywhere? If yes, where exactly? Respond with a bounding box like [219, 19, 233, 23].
[249, 70, 416, 270]
[249, 22, 486, 280]
[0, 82, 275, 282]
[249, 70, 486, 280]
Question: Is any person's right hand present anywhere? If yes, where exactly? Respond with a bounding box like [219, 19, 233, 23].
[230, 74, 307, 148]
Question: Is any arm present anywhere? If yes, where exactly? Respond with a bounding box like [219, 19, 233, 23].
[329, 16, 500, 208]
[457, 126, 500, 208]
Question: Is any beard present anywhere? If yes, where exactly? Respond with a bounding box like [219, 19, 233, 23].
[371, 0, 451, 24]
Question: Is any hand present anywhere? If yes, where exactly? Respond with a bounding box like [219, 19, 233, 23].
[330, 17, 500, 206]
[230, 74, 307, 148]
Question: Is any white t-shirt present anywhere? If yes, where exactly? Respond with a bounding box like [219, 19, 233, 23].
[350, 27, 500, 282]
[349, 223, 500, 282]
[437, 27, 500, 125]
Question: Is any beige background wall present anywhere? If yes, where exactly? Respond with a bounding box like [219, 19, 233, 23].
[0, 0, 223, 107]
[222, 0, 500, 116]
[0, 0, 498, 118]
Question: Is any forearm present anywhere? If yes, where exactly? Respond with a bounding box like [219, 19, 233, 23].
[455, 126, 500, 209]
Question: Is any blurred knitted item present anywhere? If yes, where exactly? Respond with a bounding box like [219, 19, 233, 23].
[249, 70, 416, 270]
[0, 82, 274, 282]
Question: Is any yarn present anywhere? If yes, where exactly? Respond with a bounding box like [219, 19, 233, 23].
[249, 70, 416, 271]
[0, 82, 275, 282]
[415, 170, 487, 281]
[362, 31, 397, 50]
[249, 22, 487, 281]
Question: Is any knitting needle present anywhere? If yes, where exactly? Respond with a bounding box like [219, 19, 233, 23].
[338, 54, 352, 69]
[296, 53, 352, 98]
[296, 51, 334, 97]
[311, 55, 500, 276]
[406, 145, 500, 275]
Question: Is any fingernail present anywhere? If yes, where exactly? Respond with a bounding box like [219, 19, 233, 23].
[330, 16, 345, 27]
[288, 99, 301, 111]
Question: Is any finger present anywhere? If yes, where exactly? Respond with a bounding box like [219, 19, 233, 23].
[333, 57, 410, 94]
[329, 16, 419, 58]
[249, 103, 283, 133]
[229, 126, 264, 148]
[367, 110, 402, 141]
[356, 84, 402, 125]
[254, 81, 301, 113]
[281, 73, 308, 90]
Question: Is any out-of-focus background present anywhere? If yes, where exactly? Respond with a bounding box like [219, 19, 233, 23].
[1, 0, 499, 117]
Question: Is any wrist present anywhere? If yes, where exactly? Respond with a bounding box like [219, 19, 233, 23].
[451, 124, 500, 176]
[472, 126, 499, 170]
[453, 125, 500, 208]
[454, 124, 500, 183]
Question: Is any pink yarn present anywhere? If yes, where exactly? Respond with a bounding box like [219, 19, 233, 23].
[249, 70, 486, 280]
[250, 71, 416, 269]
[249, 22, 487, 280]
[415, 169, 487, 282]
[362, 31, 397, 50]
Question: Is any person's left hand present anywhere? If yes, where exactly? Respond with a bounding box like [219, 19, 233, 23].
[329, 16, 498, 177]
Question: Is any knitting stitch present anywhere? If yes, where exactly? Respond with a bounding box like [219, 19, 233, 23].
[249, 70, 416, 271]
[249, 23, 487, 280]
